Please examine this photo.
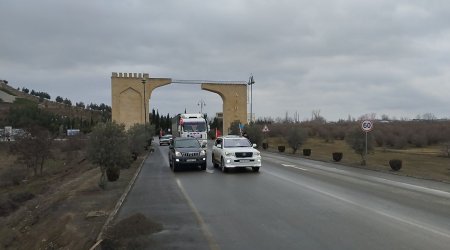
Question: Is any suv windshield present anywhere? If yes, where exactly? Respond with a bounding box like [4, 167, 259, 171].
[174, 139, 201, 148]
[183, 122, 206, 132]
[223, 138, 252, 148]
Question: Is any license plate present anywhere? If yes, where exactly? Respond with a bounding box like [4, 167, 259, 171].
[186, 159, 196, 162]
[240, 159, 249, 163]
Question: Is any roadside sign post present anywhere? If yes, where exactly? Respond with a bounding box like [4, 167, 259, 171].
[361, 120, 374, 158]
[239, 123, 245, 136]
[262, 125, 269, 133]
[262, 125, 270, 145]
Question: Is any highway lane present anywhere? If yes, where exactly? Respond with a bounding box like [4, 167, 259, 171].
[120, 142, 450, 250]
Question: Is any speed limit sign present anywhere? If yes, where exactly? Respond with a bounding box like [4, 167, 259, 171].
[361, 120, 373, 132]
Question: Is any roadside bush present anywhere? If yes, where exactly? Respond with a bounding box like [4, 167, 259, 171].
[332, 152, 343, 162]
[61, 135, 86, 152]
[345, 127, 374, 165]
[127, 123, 154, 160]
[303, 149, 311, 156]
[410, 133, 428, 147]
[0, 167, 27, 187]
[285, 126, 307, 154]
[389, 159, 402, 171]
[9, 191, 35, 203]
[393, 136, 408, 149]
[0, 198, 17, 217]
[442, 142, 450, 158]
[229, 120, 241, 135]
[245, 124, 263, 147]
[106, 167, 120, 182]
[87, 121, 131, 189]
[278, 146, 285, 152]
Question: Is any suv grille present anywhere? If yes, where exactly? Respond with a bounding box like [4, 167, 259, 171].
[182, 152, 199, 157]
[235, 152, 253, 158]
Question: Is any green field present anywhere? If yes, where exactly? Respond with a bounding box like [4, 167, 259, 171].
[266, 137, 450, 183]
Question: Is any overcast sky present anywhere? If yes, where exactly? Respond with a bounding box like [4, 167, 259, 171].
[1, 0, 450, 121]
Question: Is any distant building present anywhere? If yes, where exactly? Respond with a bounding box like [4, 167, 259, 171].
[67, 129, 80, 136]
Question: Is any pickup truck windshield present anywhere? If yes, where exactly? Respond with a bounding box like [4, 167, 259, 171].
[224, 138, 252, 148]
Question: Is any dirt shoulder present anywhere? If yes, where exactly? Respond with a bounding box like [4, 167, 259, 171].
[0, 143, 146, 249]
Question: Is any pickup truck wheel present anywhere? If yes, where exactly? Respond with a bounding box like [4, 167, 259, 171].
[221, 158, 228, 173]
[200, 163, 207, 171]
[252, 167, 260, 172]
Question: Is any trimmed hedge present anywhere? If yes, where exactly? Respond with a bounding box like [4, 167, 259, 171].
[332, 152, 343, 162]
[389, 159, 402, 171]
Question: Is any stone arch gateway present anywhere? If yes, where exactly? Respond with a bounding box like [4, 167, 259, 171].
[111, 72, 247, 135]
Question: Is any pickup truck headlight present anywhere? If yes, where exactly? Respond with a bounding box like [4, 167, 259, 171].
[254, 152, 260, 156]
[225, 151, 234, 157]
[175, 151, 182, 157]
[200, 150, 206, 156]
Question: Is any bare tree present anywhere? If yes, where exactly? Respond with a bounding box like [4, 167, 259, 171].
[10, 126, 53, 176]
[311, 110, 326, 123]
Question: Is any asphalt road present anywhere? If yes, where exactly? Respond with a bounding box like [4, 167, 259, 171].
[118, 141, 450, 250]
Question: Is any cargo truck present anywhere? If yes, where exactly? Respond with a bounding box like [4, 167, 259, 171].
[172, 113, 208, 146]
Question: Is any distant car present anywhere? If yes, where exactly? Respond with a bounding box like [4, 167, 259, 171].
[212, 135, 261, 173]
[159, 134, 173, 146]
[168, 137, 207, 172]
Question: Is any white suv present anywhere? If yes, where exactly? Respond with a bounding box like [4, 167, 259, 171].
[212, 135, 262, 173]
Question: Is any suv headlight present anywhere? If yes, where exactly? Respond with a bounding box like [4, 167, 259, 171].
[225, 151, 234, 157]
[254, 151, 260, 156]
[175, 151, 182, 157]
[200, 150, 206, 156]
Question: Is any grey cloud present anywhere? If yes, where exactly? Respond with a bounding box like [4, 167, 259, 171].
[1, 0, 450, 121]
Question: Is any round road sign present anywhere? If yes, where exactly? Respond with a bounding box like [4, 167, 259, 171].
[361, 120, 373, 132]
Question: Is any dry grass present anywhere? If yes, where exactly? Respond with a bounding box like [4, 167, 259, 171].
[266, 137, 450, 183]
[0, 141, 145, 249]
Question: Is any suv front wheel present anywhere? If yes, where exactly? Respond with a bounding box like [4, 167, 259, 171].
[221, 158, 228, 173]
[212, 154, 219, 168]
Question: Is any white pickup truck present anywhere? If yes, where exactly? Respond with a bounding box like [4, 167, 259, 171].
[211, 135, 262, 173]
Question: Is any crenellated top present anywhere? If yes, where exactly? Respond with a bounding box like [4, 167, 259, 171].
[112, 72, 149, 78]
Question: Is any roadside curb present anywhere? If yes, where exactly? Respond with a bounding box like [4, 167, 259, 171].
[89, 150, 151, 250]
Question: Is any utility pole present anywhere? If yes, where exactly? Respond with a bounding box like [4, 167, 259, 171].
[248, 74, 255, 124]
[198, 99, 206, 114]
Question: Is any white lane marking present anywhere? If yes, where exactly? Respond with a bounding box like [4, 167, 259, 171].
[281, 164, 308, 171]
[264, 153, 450, 199]
[265, 171, 450, 239]
[176, 179, 220, 250]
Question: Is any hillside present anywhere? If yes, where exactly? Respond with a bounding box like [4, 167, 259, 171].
[0, 81, 107, 126]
